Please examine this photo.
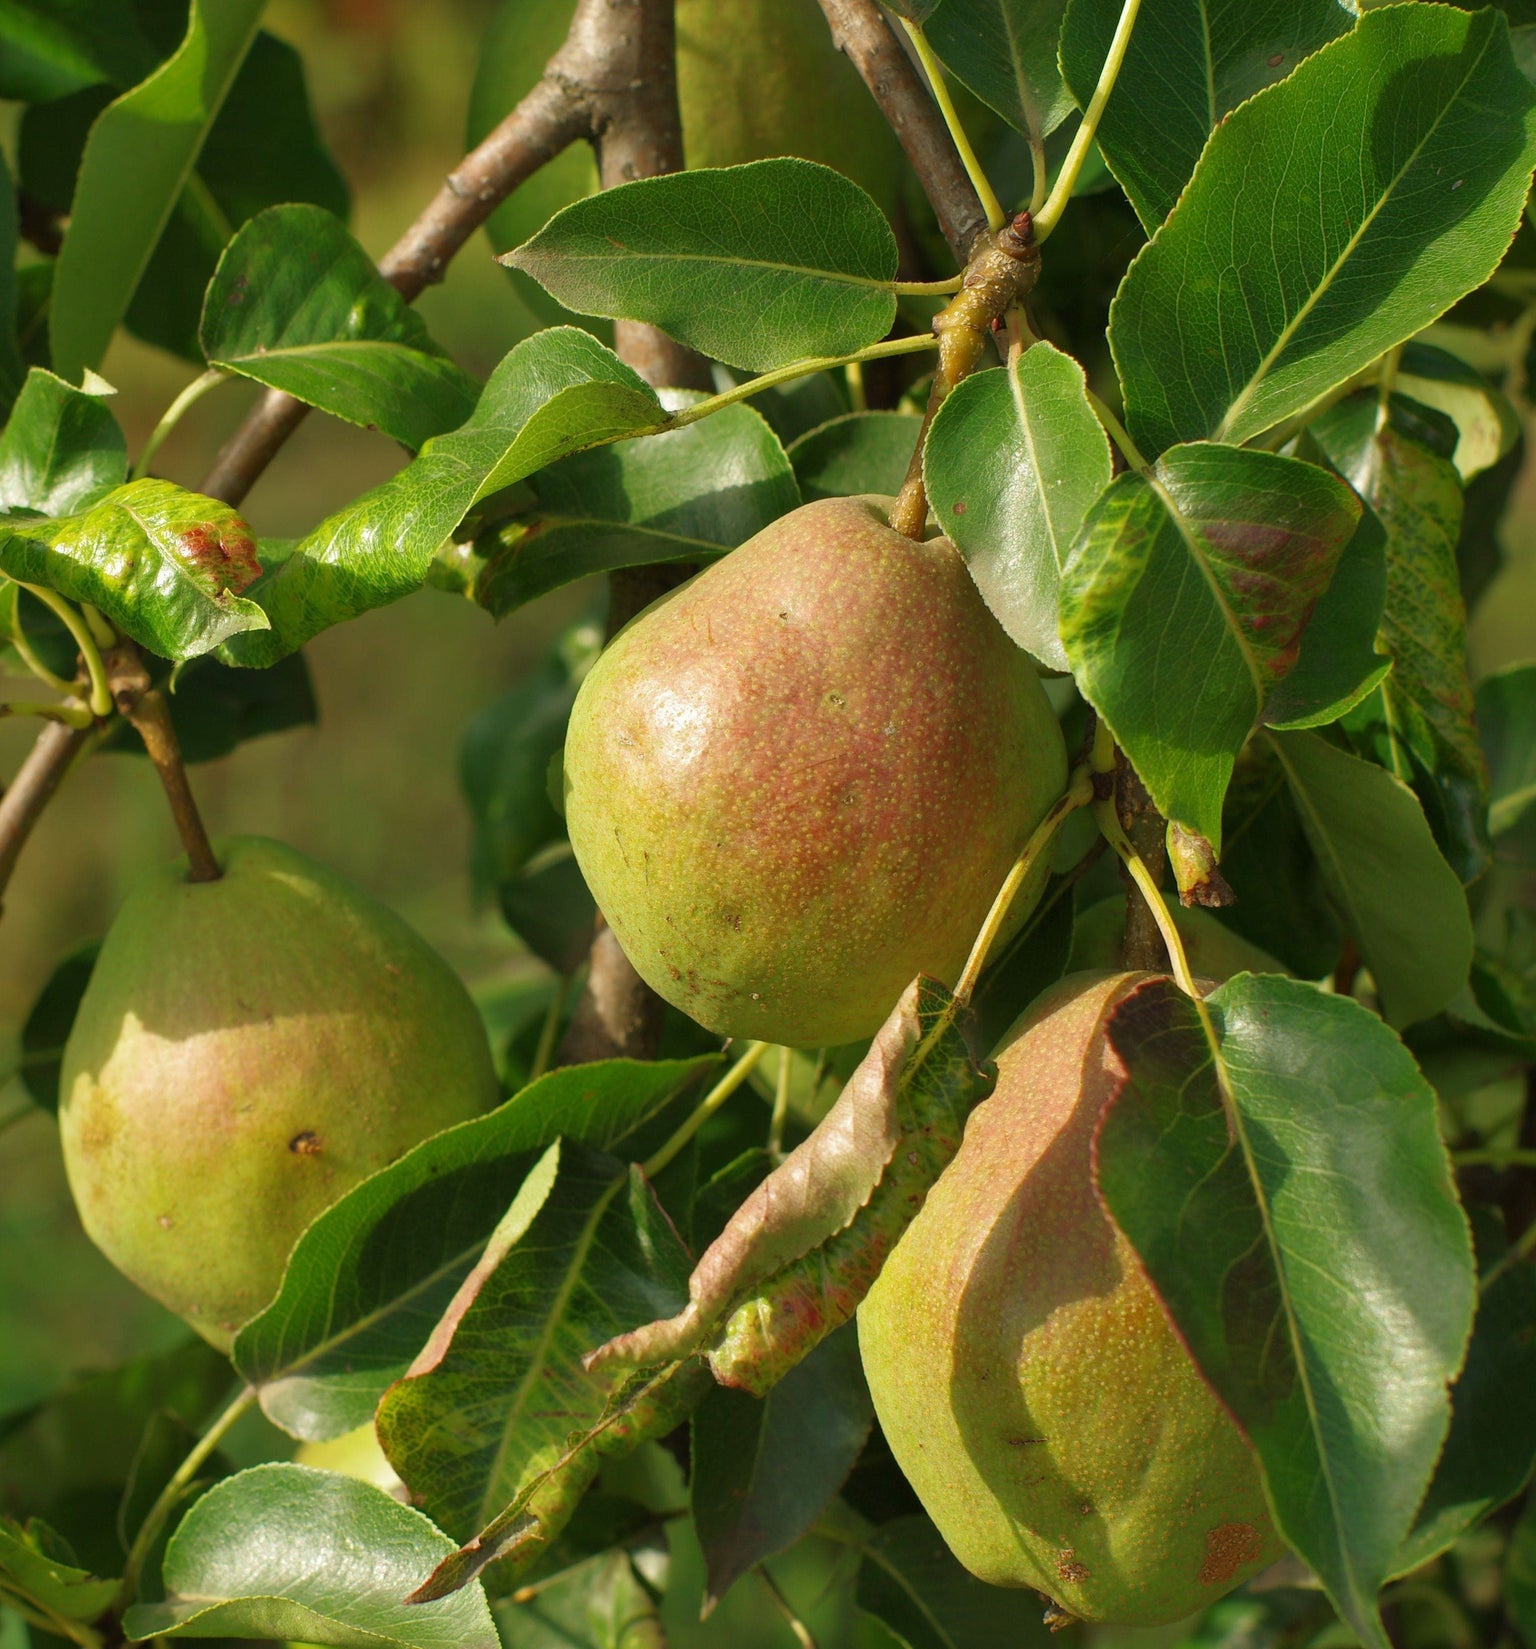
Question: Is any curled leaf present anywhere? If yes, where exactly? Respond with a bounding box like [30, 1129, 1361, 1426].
[585, 980, 926, 1374]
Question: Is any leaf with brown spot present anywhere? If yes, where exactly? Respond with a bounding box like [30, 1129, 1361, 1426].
[0, 477, 269, 659]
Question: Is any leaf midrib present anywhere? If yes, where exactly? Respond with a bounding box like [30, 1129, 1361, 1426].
[1214, 21, 1495, 442]
[520, 241, 895, 294]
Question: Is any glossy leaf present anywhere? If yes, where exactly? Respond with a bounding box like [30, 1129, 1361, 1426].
[0, 1516, 117, 1622]
[926, 344, 1112, 671]
[691, 1322, 872, 1610]
[926, 0, 1074, 142]
[49, 0, 265, 381]
[1059, 443, 1361, 847]
[1394, 1219, 1536, 1572]
[232, 1056, 716, 1441]
[1268, 730, 1473, 1027]
[376, 1150, 692, 1545]
[1312, 396, 1488, 881]
[787, 411, 920, 502]
[855, 1513, 1050, 1649]
[504, 160, 899, 372]
[0, 368, 126, 517]
[0, 478, 267, 660]
[122, 1464, 498, 1648]
[201, 204, 478, 451]
[220, 328, 662, 668]
[1110, 6, 1536, 456]
[471, 400, 797, 616]
[1059, 0, 1349, 232]
[1478, 662, 1536, 835]
[1098, 974, 1475, 1649]
[1263, 506, 1391, 731]
[0, 0, 156, 102]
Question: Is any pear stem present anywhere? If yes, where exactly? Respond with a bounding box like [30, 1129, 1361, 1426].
[1091, 795, 1200, 998]
[118, 1384, 257, 1607]
[768, 1047, 793, 1160]
[954, 766, 1095, 1006]
[108, 650, 221, 883]
[643, 1041, 770, 1179]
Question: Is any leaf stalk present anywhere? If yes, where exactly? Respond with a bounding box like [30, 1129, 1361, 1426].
[899, 19, 1005, 234]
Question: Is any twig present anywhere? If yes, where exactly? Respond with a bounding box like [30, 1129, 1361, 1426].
[107, 648, 221, 883]
[0, 721, 95, 916]
[815, 0, 989, 266]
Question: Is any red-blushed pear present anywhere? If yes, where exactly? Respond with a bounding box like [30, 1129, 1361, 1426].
[858, 971, 1283, 1625]
[562, 496, 1068, 1049]
[59, 837, 500, 1350]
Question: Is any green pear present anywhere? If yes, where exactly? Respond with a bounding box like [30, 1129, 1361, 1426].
[59, 837, 499, 1350]
[859, 971, 1282, 1624]
[563, 497, 1067, 1049]
[1068, 895, 1288, 980]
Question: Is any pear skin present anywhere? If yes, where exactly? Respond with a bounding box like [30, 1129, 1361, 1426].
[563, 497, 1068, 1048]
[59, 837, 499, 1350]
[859, 971, 1282, 1624]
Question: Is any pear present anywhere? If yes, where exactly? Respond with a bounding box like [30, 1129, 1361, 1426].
[858, 971, 1282, 1624]
[1067, 896, 1288, 980]
[562, 497, 1067, 1048]
[59, 837, 499, 1350]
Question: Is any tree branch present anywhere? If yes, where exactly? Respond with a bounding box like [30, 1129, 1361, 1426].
[815, 0, 989, 265]
[198, 49, 591, 504]
[0, 720, 93, 916]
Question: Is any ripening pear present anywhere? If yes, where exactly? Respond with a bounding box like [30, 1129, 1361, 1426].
[859, 971, 1283, 1624]
[59, 837, 499, 1350]
[563, 497, 1068, 1048]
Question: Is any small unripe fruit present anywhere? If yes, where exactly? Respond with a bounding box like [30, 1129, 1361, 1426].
[563, 497, 1068, 1048]
[859, 971, 1282, 1624]
[59, 837, 499, 1349]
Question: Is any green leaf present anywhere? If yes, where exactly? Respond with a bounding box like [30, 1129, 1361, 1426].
[201, 204, 478, 451]
[0, 478, 267, 661]
[375, 1150, 693, 1546]
[18, 941, 98, 1114]
[1312, 396, 1488, 882]
[48, 0, 265, 381]
[926, 0, 1074, 142]
[1396, 342, 1520, 482]
[504, 160, 899, 373]
[0, 368, 126, 516]
[1059, 443, 1361, 847]
[691, 1321, 872, 1610]
[0, 1516, 118, 1622]
[1097, 974, 1476, 1649]
[231, 1057, 716, 1441]
[1263, 506, 1391, 731]
[219, 328, 662, 668]
[497, 848, 599, 977]
[1269, 729, 1473, 1026]
[1510, 1496, 1536, 1648]
[470, 399, 798, 617]
[855, 1513, 1051, 1649]
[925, 344, 1112, 671]
[1478, 662, 1536, 835]
[786, 411, 920, 502]
[1110, 5, 1536, 456]
[1059, 0, 1350, 232]
[125, 31, 351, 363]
[122, 1464, 498, 1648]
[1393, 1215, 1536, 1573]
[0, 0, 156, 102]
